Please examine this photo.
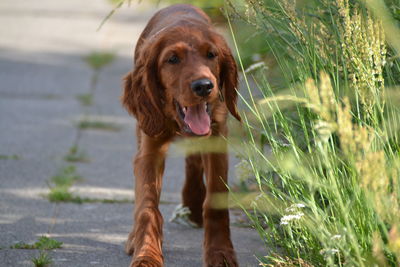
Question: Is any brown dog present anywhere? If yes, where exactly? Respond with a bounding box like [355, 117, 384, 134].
[122, 4, 240, 267]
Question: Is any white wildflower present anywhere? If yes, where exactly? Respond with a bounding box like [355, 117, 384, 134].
[285, 203, 306, 212]
[331, 234, 342, 240]
[320, 248, 340, 255]
[280, 212, 304, 225]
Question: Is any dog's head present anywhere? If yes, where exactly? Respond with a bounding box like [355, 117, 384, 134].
[122, 23, 240, 137]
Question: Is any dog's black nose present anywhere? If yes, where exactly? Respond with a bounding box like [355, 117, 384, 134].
[191, 79, 213, 97]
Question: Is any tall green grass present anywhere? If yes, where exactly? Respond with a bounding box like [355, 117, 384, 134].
[227, 0, 400, 266]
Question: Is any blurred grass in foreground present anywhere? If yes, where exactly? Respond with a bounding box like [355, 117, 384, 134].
[224, 0, 400, 266]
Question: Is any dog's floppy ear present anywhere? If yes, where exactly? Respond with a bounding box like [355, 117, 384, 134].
[121, 40, 166, 137]
[219, 38, 241, 122]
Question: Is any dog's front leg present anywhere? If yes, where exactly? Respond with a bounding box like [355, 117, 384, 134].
[126, 132, 170, 267]
[202, 139, 238, 267]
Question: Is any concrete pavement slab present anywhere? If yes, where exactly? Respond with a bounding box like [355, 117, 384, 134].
[0, 52, 91, 97]
[1, 202, 265, 266]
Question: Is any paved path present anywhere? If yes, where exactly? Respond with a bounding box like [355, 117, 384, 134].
[0, 1, 265, 266]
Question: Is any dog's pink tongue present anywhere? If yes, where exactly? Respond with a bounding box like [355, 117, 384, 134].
[184, 104, 210, 135]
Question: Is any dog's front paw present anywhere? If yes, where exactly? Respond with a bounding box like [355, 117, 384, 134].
[130, 256, 163, 267]
[204, 248, 238, 267]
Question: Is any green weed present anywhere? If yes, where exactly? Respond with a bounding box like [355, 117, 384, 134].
[31, 251, 53, 267]
[34, 237, 62, 250]
[48, 189, 131, 204]
[77, 119, 121, 131]
[50, 165, 82, 187]
[46, 165, 131, 204]
[47, 165, 83, 203]
[0, 154, 20, 160]
[64, 145, 90, 163]
[47, 188, 85, 203]
[84, 52, 115, 70]
[76, 93, 93, 106]
[11, 236, 62, 250]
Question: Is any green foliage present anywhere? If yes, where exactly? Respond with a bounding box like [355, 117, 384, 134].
[47, 165, 84, 203]
[151, 0, 225, 19]
[34, 237, 63, 250]
[50, 165, 82, 187]
[229, 0, 400, 266]
[230, 21, 269, 68]
[11, 236, 62, 250]
[31, 251, 53, 267]
[0, 154, 20, 160]
[46, 165, 130, 204]
[77, 119, 121, 131]
[64, 145, 90, 163]
[47, 187, 84, 203]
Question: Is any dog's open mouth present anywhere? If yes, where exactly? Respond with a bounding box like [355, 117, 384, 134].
[175, 100, 211, 136]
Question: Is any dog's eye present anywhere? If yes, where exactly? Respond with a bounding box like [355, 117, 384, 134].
[167, 55, 180, 64]
[207, 51, 216, 59]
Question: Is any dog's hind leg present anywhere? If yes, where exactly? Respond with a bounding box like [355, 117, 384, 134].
[202, 137, 238, 267]
[181, 154, 206, 227]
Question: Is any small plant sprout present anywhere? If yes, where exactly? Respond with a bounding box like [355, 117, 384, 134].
[77, 119, 122, 131]
[31, 251, 53, 267]
[84, 51, 115, 71]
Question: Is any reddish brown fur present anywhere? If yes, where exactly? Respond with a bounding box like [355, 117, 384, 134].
[122, 4, 240, 267]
